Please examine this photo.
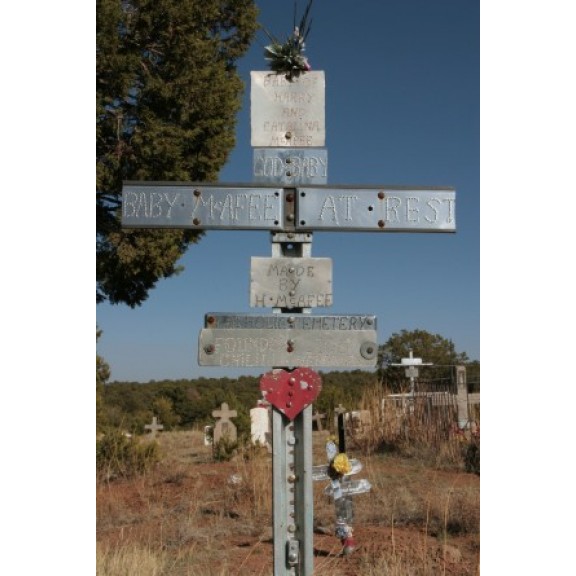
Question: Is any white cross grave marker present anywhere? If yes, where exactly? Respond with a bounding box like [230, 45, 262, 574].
[144, 416, 164, 438]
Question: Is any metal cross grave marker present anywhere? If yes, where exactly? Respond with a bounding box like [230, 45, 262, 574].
[121, 69, 456, 576]
[389, 349, 433, 397]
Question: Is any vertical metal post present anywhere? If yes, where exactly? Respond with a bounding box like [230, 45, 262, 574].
[271, 231, 314, 576]
[294, 405, 313, 574]
[272, 407, 291, 575]
[337, 413, 346, 453]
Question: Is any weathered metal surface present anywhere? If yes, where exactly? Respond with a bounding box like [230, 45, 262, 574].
[271, 405, 314, 575]
[122, 183, 456, 233]
[198, 328, 378, 367]
[251, 71, 325, 147]
[122, 183, 285, 230]
[253, 148, 328, 185]
[203, 313, 376, 330]
[250, 257, 333, 308]
[260, 368, 322, 421]
[324, 478, 372, 497]
[293, 406, 314, 575]
[296, 186, 456, 232]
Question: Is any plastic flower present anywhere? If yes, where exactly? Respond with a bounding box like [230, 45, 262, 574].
[332, 453, 352, 475]
[263, 0, 314, 81]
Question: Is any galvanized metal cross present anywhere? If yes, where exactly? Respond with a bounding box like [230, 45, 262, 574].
[121, 70, 456, 576]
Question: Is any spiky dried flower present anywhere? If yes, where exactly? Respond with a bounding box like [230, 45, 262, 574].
[263, 0, 314, 81]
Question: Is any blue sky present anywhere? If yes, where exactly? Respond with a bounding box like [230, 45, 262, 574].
[97, 0, 480, 382]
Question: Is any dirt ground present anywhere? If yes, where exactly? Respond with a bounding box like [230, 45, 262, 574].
[97, 431, 480, 575]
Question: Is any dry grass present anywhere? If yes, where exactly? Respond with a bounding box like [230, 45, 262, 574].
[97, 424, 479, 575]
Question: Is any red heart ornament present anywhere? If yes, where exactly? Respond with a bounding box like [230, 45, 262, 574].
[260, 367, 322, 420]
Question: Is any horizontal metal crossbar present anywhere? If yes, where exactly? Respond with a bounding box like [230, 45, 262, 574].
[121, 182, 456, 232]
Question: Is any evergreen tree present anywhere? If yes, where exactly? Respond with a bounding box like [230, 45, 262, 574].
[378, 329, 471, 392]
[96, 328, 111, 431]
[152, 396, 180, 430]
[97, 0, 259, 306]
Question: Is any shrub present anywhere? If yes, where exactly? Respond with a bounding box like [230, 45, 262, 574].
[97, 429, 160, 480]
[464, 437, 480, 475]
[212, 435, 238, 462]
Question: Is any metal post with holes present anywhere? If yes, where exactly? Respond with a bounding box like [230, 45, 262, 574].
[269, 231, 315, 575]
[252, 71, 327, 575]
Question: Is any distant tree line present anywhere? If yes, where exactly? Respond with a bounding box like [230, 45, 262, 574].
[97, 329, 479, 436]
[97, 371, 379, 437]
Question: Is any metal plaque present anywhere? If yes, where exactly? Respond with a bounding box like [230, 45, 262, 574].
[251, 71, 325, 147]
[203, 313, 376, 330]
[401, 357, 423, 365]
[296, 186, 456, 232]
[122, 183, 284, 230]
[253, 148, 328, 185]
[250, 257, 333, 308]
[198, 328, 378, 368]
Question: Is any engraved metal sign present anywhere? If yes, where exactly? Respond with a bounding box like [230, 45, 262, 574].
[253, 148, 328, 185]
[122, 182, 456, 233]
[204, 313, 376, 330]
[251, 71, 325, 147]
[122, 183, 284, 230]
[198, 328, 378, 367]
[296, 186, 456, 232]
[250, 257, 333, 308]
